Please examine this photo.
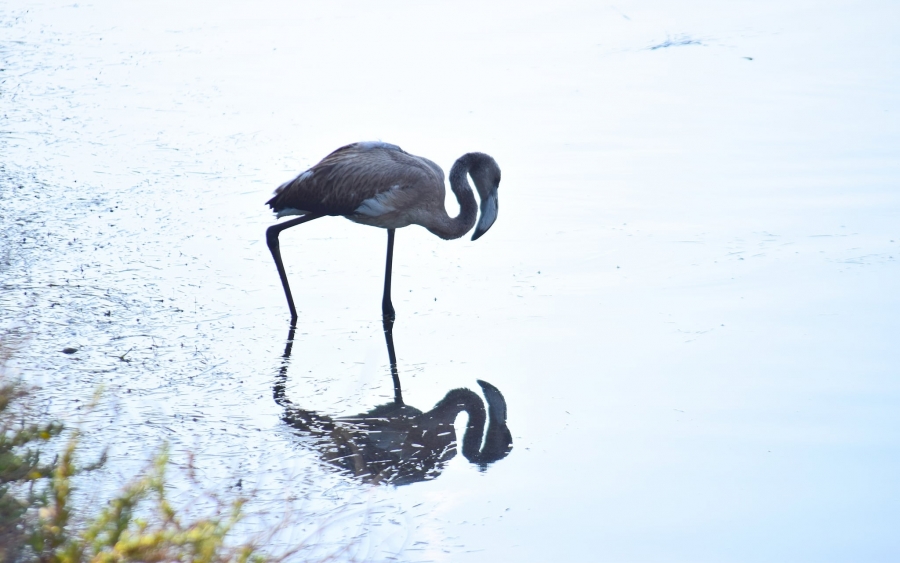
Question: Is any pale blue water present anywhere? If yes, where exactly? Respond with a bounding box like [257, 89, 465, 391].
[2, 1, 899, 560]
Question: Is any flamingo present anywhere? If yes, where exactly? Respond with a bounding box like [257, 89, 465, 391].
[273, 324, 513, 485]
[276, 376, 512, 485]
[265, 141, 501, 323]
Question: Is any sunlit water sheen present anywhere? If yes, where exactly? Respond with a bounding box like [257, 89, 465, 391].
[2, 1, 899, 561]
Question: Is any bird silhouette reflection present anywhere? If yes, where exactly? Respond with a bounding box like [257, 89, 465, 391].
[273, 318, 512, 486]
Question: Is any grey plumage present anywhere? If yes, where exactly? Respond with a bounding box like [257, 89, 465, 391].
[265, 141, 502, 322]
[267, 141, 500, 240]
[277, 380, 513, 485]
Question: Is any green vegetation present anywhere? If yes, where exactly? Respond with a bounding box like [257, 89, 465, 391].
[0, 377, 269, 563]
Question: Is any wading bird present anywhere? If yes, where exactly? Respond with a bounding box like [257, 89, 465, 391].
[266, 142, 501, 323]
[277, 376, 512, 485]
[273, 324, 512, 486]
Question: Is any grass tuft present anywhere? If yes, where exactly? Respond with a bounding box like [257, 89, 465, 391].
[1, 375, 272, 563]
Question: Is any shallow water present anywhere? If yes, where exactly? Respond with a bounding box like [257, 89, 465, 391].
[2, 0, 899, 560]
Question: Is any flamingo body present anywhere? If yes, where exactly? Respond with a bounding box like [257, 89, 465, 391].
[265, 142, 501, 322]
[278, 380, 512, 486]
[268, 142, 444, 229]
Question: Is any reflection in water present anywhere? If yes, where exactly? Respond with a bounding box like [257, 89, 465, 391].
[273, 319, 512, 486]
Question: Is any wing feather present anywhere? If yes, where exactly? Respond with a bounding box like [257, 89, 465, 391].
[267, 142, 444, 217]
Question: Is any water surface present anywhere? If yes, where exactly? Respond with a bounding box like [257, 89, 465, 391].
[2, 1, 899, 560]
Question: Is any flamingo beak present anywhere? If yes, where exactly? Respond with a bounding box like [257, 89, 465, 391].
[475, 379, 513, 464]
[471, 191, 498, 241]
[477, 380, 508, 423]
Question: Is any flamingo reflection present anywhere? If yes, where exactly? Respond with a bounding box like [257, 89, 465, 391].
[273, 319, 512, 486]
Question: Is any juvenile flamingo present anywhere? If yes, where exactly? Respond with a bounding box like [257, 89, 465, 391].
[266, 141, 501, 323]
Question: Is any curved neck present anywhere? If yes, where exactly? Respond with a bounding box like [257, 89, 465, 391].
[431, 388, 487, 459]
[425, 156, 479, 240]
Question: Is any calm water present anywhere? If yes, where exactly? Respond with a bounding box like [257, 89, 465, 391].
[2, 1, 899, 560]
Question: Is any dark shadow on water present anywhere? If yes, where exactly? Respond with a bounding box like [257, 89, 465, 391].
[273, 318, 513, 486]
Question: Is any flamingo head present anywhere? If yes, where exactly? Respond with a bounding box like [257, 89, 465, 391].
[468, 153, 501, 241]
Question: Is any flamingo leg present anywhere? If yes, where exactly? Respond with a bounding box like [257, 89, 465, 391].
[382, 228, 396, 321]
[273, 326, 296, 407]
[266, 213, 323, 324]
[381, 229, 401, 403]
[382, 315, 403, 405]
